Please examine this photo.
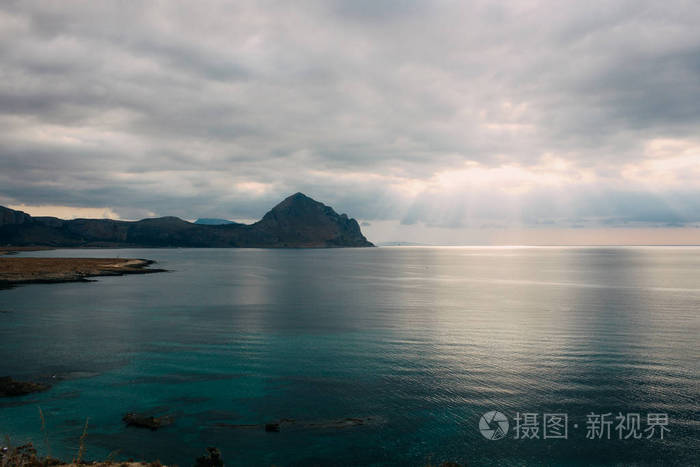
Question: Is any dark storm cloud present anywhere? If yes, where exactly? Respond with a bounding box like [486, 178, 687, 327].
[0, 0, 699, 228]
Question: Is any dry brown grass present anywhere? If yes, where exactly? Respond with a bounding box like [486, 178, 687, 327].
[1, 410, 168, 467]
[0, 258, 159, 284]
[0, 440, 163, 467]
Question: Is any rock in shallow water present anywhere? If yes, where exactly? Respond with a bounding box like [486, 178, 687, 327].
[0, 376, 50, 397]
[264, 422, 280, 432]
[122, 412, 174, 430]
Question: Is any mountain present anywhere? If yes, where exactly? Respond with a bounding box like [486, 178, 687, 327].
[0, 193, 373, 248]
[194, 218, 239, 225]
[254, 192, 371, 247]
[376, 241, 430, 247]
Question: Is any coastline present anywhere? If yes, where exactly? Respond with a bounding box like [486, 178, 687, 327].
[0, 249, 170, 465]
[0, 255, 166, 288]
[0, 246, 54, 256]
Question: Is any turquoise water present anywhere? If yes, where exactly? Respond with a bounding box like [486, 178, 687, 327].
[0, 247, 698, 466]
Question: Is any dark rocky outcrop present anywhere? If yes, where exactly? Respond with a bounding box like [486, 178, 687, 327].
[0, 376, 50, 397]
[0, 193, 373, 248]
[122, 412, 174, 430]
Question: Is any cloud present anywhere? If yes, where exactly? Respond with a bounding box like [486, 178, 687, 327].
[0, 0, 699, 234]
[8, 204, 121, 220]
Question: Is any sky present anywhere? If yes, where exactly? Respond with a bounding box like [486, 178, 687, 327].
[1, 0, 699, 244]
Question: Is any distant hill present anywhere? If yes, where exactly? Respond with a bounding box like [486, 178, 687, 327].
[0, 193, 373, 248]
[194, 218, 239, 225]
[376, 241, 430, 247]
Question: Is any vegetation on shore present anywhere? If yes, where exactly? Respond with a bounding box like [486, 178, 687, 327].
[0, 257, 165, 287]
[1, 441, 167, 467]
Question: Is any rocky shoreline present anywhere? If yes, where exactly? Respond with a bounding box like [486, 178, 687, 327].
[0, 256, 166, 288]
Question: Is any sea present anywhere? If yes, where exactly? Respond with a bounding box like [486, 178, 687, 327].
[0, 247, 698, 466]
